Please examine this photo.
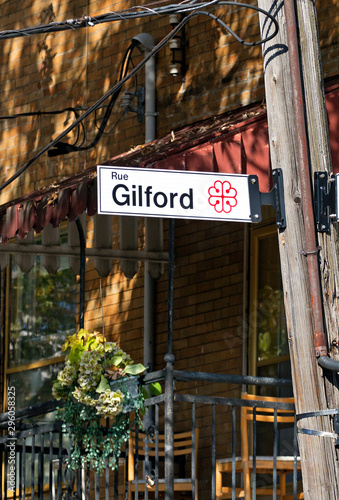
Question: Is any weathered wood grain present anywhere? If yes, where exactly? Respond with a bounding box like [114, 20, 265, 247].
[258, 0, 339, 497]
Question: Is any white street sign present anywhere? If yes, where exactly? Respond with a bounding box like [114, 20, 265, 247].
[97, 166, 255, 222]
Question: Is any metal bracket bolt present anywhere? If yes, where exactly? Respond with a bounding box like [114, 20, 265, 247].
[248, 168, 286, 229]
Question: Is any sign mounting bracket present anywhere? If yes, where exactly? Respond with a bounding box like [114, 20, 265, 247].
[249, 168, 286, 229]
[314, 172, 338, 232]
[334, 414, 339, 447]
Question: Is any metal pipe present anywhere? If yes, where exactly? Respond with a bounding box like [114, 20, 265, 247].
[284, 0, 339, 371]
[144, 271, 155, 372]
[164, 353, 175, 500]
[132, 33, 157, 431]
[167, 219, 175, 356]
[132, 33, 156, 144]
[242, 224, 249, 392]
[132, 33, 157, 381]
[144, 44, 156, 143]
[165, 219, 175, 500]
[75, 217, 86, 329]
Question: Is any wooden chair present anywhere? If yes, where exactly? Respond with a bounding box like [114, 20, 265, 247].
[216, 393, 303, 500]
[128, 428, 199, 500]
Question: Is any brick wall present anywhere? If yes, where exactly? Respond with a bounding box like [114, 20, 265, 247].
[84, 218, 245, 374]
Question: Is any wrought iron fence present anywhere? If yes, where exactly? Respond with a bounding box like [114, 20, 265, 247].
[0, 370, 302, 500]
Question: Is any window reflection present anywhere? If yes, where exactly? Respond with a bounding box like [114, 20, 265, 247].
[7, 247, 77, 410]
[8, 363, 64, 409]
[9, 255, 77, 367]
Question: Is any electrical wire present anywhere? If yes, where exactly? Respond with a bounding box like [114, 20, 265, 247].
[0, 2, 279, 192]
[0, 107, 80, 120]
[94, 97, 131, 135]
[0, 1, 218, 39]
[0, 107, 87, 149]
[47, 40, 138, 156]
[192, 7, 272, 46]
[0, 1, 276, 40]
[98, 108, 128, 136]
[0, 104, 124, 145]
[94, 51, 138, 135]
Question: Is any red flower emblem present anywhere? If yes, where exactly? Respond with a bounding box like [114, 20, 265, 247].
[208, 180, 237, 213]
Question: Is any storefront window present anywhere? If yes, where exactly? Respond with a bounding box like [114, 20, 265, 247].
[6, 249, 77, 410]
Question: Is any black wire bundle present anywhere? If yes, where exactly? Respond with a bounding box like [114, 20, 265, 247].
[47, 40, 138, 157]
[0, 1, 223, 40]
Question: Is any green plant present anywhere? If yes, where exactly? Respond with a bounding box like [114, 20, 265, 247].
[53, 329, 161, 473]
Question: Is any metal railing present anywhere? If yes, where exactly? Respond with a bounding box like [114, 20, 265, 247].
[0, 370, 302, 500]
[0, 418, 127, 500]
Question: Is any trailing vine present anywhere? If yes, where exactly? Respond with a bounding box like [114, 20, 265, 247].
[53, 329, 161, 473]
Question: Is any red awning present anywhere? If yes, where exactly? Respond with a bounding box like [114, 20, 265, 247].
[0, 104, 270, 244]
[0, 80, 338, 244]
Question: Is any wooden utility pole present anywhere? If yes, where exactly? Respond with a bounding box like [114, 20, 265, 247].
[257, 0, 339, 498]
[295, 0, 339, 394]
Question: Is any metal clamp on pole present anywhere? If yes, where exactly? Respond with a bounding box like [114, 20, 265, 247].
[249, 168, 286, 229]
[297, 409, 339, 444]
[335, 414, 339, 446]
[314, 172, 338, 232]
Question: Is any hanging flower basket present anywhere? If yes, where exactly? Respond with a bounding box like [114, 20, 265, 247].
[52, 329, 161, 474]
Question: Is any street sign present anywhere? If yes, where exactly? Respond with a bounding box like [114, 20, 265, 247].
[97, 165, 263, 222]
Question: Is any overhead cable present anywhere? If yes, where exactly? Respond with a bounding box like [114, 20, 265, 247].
[0, 107, 83, 120]
[0, 1, 277, 42]
[0, 107, 86, 150]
